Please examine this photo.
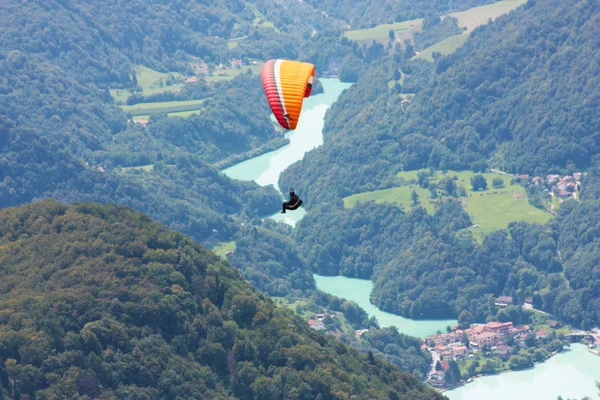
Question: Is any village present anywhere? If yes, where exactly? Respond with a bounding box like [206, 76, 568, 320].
[519, 172, 584, 201]
[424, 320, 535, 387]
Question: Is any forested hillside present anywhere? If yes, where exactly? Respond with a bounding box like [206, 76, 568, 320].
[276, 0, 600, 329]
[2, 0, 348, 245]
[283, 0, 600, 206]
[290, 164, 600, 328]
[0, 200, 446, 399]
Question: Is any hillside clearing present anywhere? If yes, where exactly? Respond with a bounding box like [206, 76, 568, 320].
[212, 241, 237, 259]
[413, 0, 527, 61]
[344, 19, 422, 43]
[110, 65, 185, 103]
[121, 99, 206, 117]
[345, 169, 552, 242]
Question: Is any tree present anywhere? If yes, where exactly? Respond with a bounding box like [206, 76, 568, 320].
[411, 190, 420, 205]
[532, 293, 543, 309]
[496, 309, 510, 323]
[446, 360, 462, 384]
[428, 183, 438, 199]
[435, 361, 442, 371]
[417, 171, 430, 188]
[471, 174, 488, 191]
[389, 29, 395, 41]
[441, 178, 457, 197]
[458, 310, 473, 329]
[492, 177, 504, 188]
[525, 332, 537, 347]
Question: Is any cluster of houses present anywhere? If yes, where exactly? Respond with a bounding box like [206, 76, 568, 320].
[306, 313, 335, 331]
[425, 321, 536, 387]
[521, 172, 584, 199]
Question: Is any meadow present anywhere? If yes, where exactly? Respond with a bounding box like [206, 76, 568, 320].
[110, 65, 184, 103]
[414, 0, 527, 61]
[212, 241, 237, 259]
[121, 99, 207, 117]
[344, 169, 552, 242]
[344, 19, 422, 43]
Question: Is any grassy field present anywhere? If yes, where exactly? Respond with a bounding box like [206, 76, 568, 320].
[448, 0, 527, 31]
[344, 19, 422, 42]
[204, 64, 263, 83]
[121, 99, 206, 117]
[110, 65, 185, 103]
[131, 109, 203, 121]
[344, 185, 435, 213]
[246, 3, 277, 30]
[413, 0, 527, 61]
[345, 169, 552, 242]
[212, 241, 237, 259]
[119, 164, 155, 173]
[414, 33, 470, 61]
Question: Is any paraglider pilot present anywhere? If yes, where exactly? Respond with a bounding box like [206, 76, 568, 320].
[281, 188, 303, 213]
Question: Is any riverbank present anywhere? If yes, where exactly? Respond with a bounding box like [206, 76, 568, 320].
[314, 274, 456, 338]
[213, 136, 289, 170]
[444, 344, 600, 400]
[438, 348, 562, 392]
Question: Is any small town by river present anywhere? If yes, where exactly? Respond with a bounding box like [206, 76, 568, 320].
[221, 77, 600, 400]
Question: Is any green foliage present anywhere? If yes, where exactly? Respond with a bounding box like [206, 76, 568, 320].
[471, 174, 488, 191]
[0, 200, 445, 399]
[414, 16, 463, 51]
[227, 221, 315, 297]
[304, 0, 494, 30]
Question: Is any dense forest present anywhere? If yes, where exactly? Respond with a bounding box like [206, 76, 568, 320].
[0, 200, 446, 399]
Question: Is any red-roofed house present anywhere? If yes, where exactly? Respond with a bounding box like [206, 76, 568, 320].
[484, 321, 512, 334]
[471, 332, 500, 347]
[230, 59, 243, 67]
[440, 359, 450, 371]
[453, 346, 468, 358]
[185, 77, 198, 83]
[307, 319, 324, 330]
[536, 329, 549, 340]
[532, 176, 544, 185]
[494, 344, 512, 356]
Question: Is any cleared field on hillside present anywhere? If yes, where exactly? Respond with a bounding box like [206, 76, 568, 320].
[345, 169, 552, 242]
[212, 241, 237, 259]
[110, 65, 185, 103]
[414, 33, 470, 61]
[119, 164, 155, 173]
[344, 185, 435, 213]
[205, 64, 263, 83]
[121, 99, 206, 116]
[448, 0, 527, 31]
[413, 0, 526, 61]
[344, 19, 422, 41]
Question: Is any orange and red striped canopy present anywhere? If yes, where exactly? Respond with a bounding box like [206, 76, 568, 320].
[261, 59, 315, 130]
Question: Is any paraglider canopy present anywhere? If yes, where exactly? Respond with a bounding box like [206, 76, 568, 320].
[261, 59, 315, 130]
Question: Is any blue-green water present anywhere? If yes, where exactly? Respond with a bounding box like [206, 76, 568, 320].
[222, 78, 352, 226]
[314, 274, 457, 338]
[446, 344, 600, 400]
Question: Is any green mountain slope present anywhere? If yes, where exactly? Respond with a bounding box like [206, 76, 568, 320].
[282, 0, 600, 205]
[279, 0, 600, 328]
[0, 200, 446, 399]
